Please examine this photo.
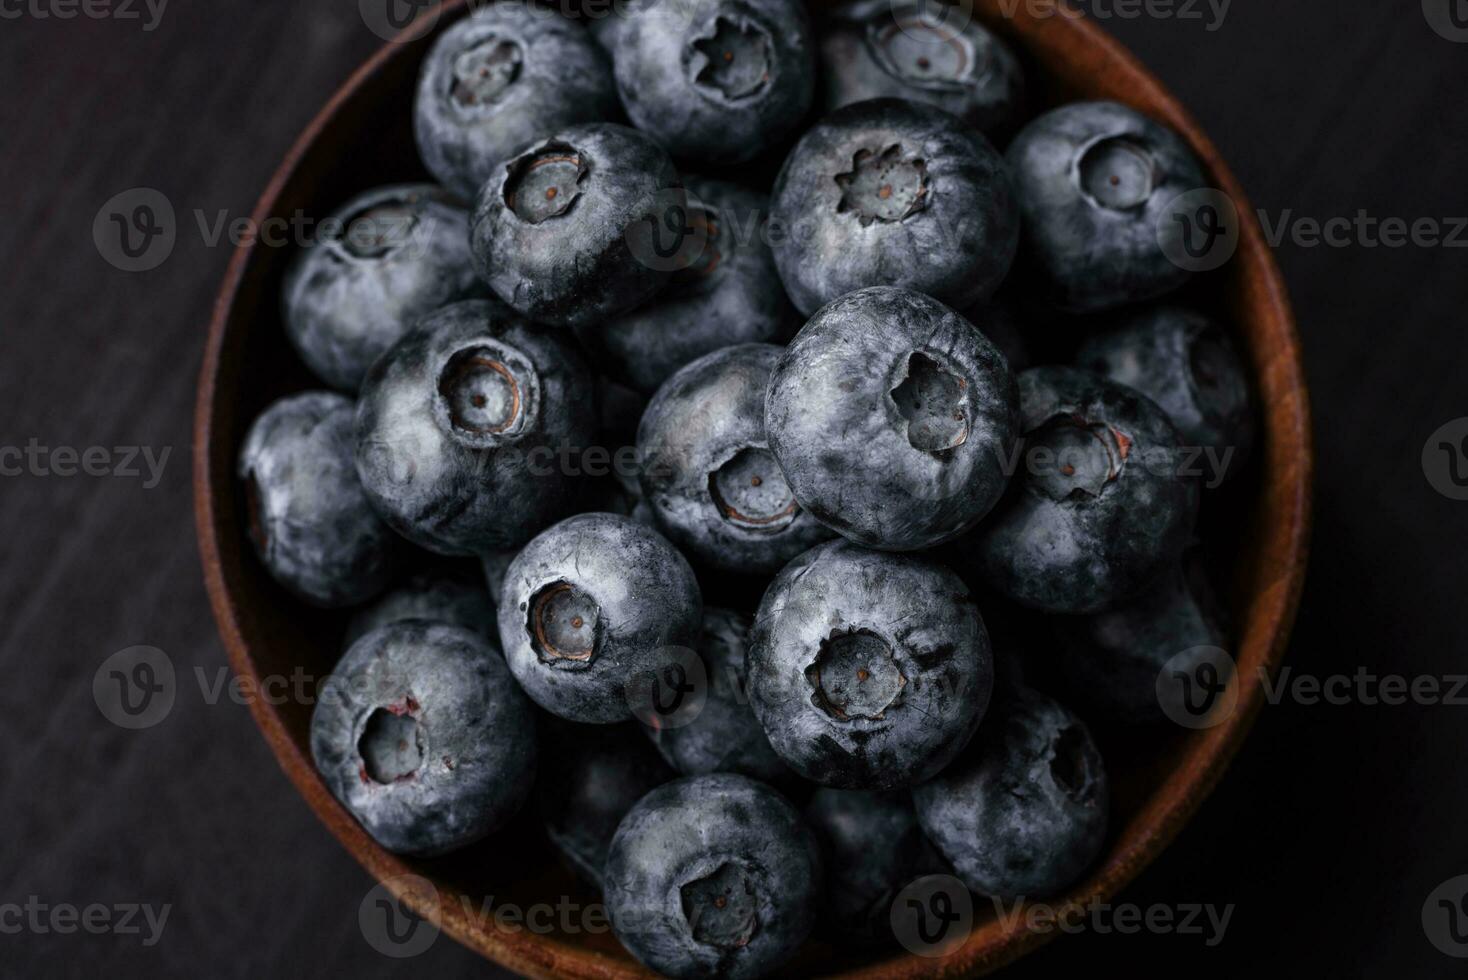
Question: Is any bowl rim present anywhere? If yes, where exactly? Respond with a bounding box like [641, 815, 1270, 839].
[193, 2, 1313, 976]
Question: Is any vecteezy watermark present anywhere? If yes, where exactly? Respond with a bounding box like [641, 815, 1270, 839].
[0, 440, 171, 488]
[93, 188, 175, 272]
[1157, 188, 1241, 273]
[1423, 0, 1468, 42]
[891, 875, 974, 957]
[93, 646, 176, 730]
[989, 895, 1235, 946]
[0, 0, 167, 31]
[360, 879, 619, 958]
[1157, 646, 1238, 729]
[992, 0, 1232, 32]
[360, 875, 440, 958]
[1424, 875, 1468, 957]
[1423, 418, 1468, 500]
[1258, 210, 1468, 250]
[93, 189, 439, 272]
[0, 897, 171, 946]
[625, 645, 709, 731]
[359, 0, 440, 42]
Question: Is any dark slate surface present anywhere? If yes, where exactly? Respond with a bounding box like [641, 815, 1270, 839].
[2, 1, 1465, 976]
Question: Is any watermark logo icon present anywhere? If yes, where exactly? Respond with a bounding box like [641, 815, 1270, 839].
[1422, 418, 1468, 500]
[626, 645, 708, 731]
[360, 0, 440, 42]
[94, 188, 176, 272]
[1157, 188, 1240, 272]
[1423, 875, 1468, 957]
[360, 874, 440, 958]
[1424, 0, 1468, 41]
[1157, 646, 1237, 729]
[891, 875, 973, 958]
[93, 646, 176, 729]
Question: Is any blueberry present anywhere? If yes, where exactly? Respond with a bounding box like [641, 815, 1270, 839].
[471, 122, 683, 327]
[578, 176, 799, 395]
[646, 608, 793, 785]
[480, 546, 518, 606]
[769, 98, 1018, 315]
[964, 366, 1199, 613]
[818, 0, 1025, 136]
[1075, 305, 1255, 480]
[414, 5, 617, 201]
[536, 719, 676, 887]
[281, 185, 484, 392]
[609, 0, 815, 165]
[803, 788, 946, 946]
[344, 568, 497, 649]
[499, 513, 703, 723]
[310, 621, 537, 856]
[354, 298, 596, 556]
[638, 344, 836, 573]
[764, 287, 1020, 551]
[913, 686, 1108, 899]
[604, 773, 821, 979]
[238, 392, 398, 607]
[1049, 557, 1231, 726]
[1006, 101, 1208, 313]
[748, 539, 993, 789]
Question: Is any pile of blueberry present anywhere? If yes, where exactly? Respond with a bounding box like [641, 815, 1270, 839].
[239, 1, 1256, 974]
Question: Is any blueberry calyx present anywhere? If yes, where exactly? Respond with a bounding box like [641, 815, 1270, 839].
[806, 628, 908, 721]
[358, 704, 425, 785]
[504, 142, 587, 224]
[891, 350, 971, 453]
[1029, 414, 1132, 501]
[528, 581, 601, 665]
[435, 340, 539, 446]
[449, 36, 524, 109]
[1076, 136, 1157, 211]
[867, 10, 977, 90]
[690, 13, 773, 101]
[1048, 723, 1104, 805]
[835, 144, 929, 226]
[340, 202, 419, 259]
[680, 861, 759, 948]
[707, 446, 798, 532]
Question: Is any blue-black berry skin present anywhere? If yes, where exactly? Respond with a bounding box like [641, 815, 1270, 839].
[310, 621, 538, 857]
[1006, 101, 1208, 313]
[748, 539, 993, 789]
[470, 123, 682, 328]
[414, 5, 617, 201]
[579, 176, 799, 395]
[498, 513, 703, 724]
[1076, 305, 1255, 479]
[638, 344, 836, 574]
[769, 98, 1019, 315]
[354, 299, 596, 556]
[344, 568, 497, 649]
[604, 773, 822, 979]
[764, 287, 1020, 551]
[645, 608, 793, 785]
[239, 391, 398, 608]
[281, 184, 485, 393]
[804, 788, 947, 946]
[818, 0, 1025, 137]
[536, 719, 676, 887]
[913, 686, 1108, 899]
[964, 366, 1199, 613]
[1050, 558, 1230, 725]
[610, 0, 815, 165]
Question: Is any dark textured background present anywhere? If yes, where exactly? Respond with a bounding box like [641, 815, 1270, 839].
[3, 1, 1466, 976]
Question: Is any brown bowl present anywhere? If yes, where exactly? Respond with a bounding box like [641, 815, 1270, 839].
[194, 1, 1312, 975]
